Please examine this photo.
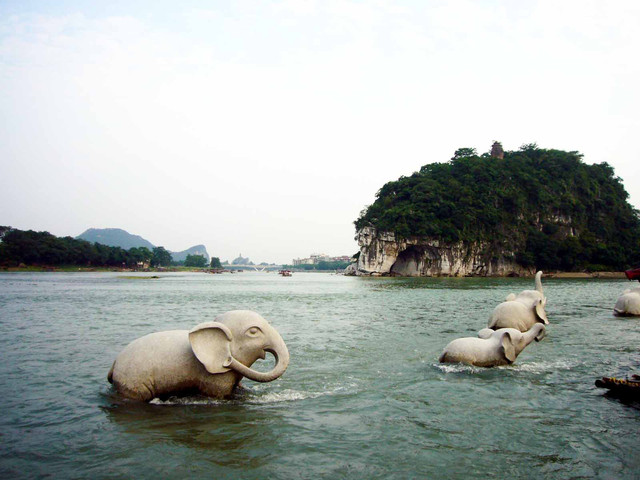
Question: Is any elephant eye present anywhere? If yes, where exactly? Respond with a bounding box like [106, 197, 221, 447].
[246, 327, 262, 337]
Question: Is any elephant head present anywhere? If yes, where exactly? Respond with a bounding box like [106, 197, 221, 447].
[613, 287, 640, 317]
[189, 310, 289, 382]
[479, 324, 546, 358]
[488, 271, 548, 331]
[514, 271, 548, 323]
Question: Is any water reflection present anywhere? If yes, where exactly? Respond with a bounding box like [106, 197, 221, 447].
[102, 389, 286, 468]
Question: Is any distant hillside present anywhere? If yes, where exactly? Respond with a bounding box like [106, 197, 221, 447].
[76, 228, 209, 263]
[170, 245, 210, 263]
[76, 228, 155, 250]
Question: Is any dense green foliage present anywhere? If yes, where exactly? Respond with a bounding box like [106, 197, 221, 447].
[184, 254, 208, 268]
[281, 260, 351, 271]
[151, 247, 173, 267]
[0, 227, 217, 269]
[354, 145, 640, 271]
[0, 227, 152, 267]
[210, 257, 222, 269]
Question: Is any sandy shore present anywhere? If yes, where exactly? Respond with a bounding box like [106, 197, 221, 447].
[547, 271, 627, 279]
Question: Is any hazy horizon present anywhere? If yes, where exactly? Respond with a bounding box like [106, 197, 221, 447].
[2, 1, 639, 265]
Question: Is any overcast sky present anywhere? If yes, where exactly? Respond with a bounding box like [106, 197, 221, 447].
[1, 1, 639, 264]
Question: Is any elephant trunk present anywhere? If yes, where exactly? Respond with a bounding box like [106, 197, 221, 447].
[525, 323, 546, 344]
[228, 335, 290, 383]
[535, 271, 543, 294]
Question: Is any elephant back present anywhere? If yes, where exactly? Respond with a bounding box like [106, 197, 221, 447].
[488, 301, 534, 332]
[111, 330, 203, 400]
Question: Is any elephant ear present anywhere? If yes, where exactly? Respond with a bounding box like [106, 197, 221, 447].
[188, 322, 234, 374]
[500, 331, 516, 363]
[535, 298, 549, 324]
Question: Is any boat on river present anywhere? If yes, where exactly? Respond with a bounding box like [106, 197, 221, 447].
[624, 266, 640, 281]
[279, 270, 292, 277]
[595, 375, 640, 398]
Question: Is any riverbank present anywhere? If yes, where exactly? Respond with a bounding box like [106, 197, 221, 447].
[0, 266, 630, 279]
[0, 265, 200, 273]
[547, 271, 627, 279]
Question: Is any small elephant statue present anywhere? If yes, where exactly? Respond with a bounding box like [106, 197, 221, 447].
[488, 271, 548, 332]
[613, 287, 640, 316]
[108, 310, 290, 401]
[439, 324, 546, 367]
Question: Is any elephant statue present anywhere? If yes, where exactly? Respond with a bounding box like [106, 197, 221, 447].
[488, 271, 548, 332]
[439, 324, 546, 367]
[613, 287, 640, 316]
[108, 310, 290, 401]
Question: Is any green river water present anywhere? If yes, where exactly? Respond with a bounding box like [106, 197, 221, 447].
[0, 272, 638, 479]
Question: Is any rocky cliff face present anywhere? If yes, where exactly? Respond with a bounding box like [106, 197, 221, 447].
[351, 227, 530, 277]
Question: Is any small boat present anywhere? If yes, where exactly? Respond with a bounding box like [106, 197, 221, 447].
[624, 266, 640, 281]
[595, 375, 640, 398]
[279, 270, 292, 277]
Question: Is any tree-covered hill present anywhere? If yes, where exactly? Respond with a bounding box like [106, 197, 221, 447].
[0, 227, 173, 268]
[354, 144, 640, 271]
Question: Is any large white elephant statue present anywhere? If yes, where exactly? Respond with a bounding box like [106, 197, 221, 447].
[439, 324, 546, 367]
[613, 287, 640, 316]
[488, 271, 548, 332]
[108, 310, 290, 401]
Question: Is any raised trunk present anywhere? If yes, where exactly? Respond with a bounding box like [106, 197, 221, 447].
[524, 324, 546, 345]
[535, 271, 544, 294]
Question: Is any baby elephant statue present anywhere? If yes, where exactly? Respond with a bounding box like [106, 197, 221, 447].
[488, 271, 548, 332]
[439, 324, 546, 367]
[108, 310, 290, 401]
[613, 287, 640, 316]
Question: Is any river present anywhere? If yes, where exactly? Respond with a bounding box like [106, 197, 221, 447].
[0, 272, 638, 479]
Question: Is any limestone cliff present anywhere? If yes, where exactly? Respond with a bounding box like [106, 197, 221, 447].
[352, 227, 529, 277]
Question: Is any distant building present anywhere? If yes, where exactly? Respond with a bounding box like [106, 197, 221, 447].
[310, 253, 331, 264]
[292, 253, 351, 265]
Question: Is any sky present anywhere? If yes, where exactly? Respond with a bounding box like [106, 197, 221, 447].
[1, 0, 639, 265]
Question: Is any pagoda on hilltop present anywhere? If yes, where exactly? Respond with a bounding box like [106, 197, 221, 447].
[490, 141, 504, 159]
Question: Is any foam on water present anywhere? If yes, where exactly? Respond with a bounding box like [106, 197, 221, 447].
[433, 358, 578, 375]
[509, 358, 578, 373]
[148, 383, 358, 406]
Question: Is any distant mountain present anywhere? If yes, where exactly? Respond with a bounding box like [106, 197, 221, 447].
[76, 228, 155, 250]
[170, 245, 210, 263]
[76, 228, 209, 263]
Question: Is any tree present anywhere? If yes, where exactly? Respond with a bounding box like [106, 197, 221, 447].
[210, 257, 222, 269]
[184, 254, 207, 267]
[152, 246, 173, 267]
[127, 247, 152, 266]
[451, 147, 477, 160]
